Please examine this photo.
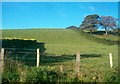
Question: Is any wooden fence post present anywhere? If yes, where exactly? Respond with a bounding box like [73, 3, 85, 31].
[75, 52, 80, 77]
[36, 48, 40, 67]
[59, 65, 63, 73]
[0, 48, 4, 84]
[109, 53, 113, 68]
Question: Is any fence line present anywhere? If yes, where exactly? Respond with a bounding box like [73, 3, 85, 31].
[109, 53, 113, 68]
[5, 57, 37, 60]
[1, 48, 41, 67]
[1, 48, 114, 76]
[0, 48, 36, 51]
[3, 48, 38, 56]
[75, 52, 80, 77]
[6, 52, 36, 54]
[0, 48, 4, 84]
[37, 48, 40, 67]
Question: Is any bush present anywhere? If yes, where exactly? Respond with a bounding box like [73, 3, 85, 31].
[66, 26, 79, 31]
[105, 67, 120, 82]
[25, 66, 82, 83]
[2, 72, 20, 83]
[68, 28, 119, 45]
[76, 29, 119, 45]
[1, 38, 46, 53]
[26, 67, 60, 83]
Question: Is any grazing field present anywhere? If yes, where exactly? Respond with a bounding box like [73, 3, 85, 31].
[2, 29, 119, 82]
[93, 34, 118, 42]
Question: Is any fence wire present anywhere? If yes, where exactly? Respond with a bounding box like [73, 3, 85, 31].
[3, 48, 38, 71]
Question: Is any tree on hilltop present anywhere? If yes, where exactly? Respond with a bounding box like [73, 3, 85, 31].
[99, 16, 118, 35]
[80, 14, 100, 34]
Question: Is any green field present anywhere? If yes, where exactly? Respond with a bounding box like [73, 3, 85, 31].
[93, 34, 118, 42]
[2, 29, 119, 82]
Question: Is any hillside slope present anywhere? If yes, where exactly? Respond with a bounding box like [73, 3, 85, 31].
[2, 29, 118, 57]
[2, 29, 118, 82]
[2, 29, 95, 44]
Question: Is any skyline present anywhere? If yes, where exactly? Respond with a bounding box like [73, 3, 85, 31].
[2, 2, 118, 29]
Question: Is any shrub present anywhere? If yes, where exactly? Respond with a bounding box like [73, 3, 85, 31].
[2, 71, 20, 83]
[26, 67, 60, 83]
[105, 67, 120, 82]
[25, 66, 82, 83]
[74, 29, 119, 45]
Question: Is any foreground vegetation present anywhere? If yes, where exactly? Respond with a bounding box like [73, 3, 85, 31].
[2, 61, 120, 83]
[2, 29, 119, 83]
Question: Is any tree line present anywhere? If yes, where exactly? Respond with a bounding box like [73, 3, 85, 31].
[66, 14, 118, 35]
[80, 14, 118, 35]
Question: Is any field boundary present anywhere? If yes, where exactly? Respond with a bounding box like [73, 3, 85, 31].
[69, 28, 119, 45]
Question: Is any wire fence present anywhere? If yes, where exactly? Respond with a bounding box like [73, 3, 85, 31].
[0, 48, 78, 73]
[0, 48, 114, 74]
[3, 48, 38, 67]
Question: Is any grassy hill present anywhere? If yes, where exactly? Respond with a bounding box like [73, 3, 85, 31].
[2, 28, 119, 82]
[2, 29, 118, 54]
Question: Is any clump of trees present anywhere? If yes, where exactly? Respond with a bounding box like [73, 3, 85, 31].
[100, 16, 118, 35]
[66, 26, 78, 30]
[80, 14, 118, 35]
[80, 14, 100, 34]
